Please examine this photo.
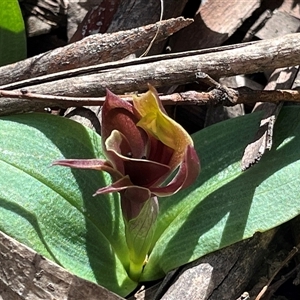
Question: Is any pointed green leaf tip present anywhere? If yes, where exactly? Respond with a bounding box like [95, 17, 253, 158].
[0, 0, 27, 66]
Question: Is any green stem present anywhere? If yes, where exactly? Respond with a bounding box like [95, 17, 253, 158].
[124, 197, 158, 281]
[128, 257, 145, 282]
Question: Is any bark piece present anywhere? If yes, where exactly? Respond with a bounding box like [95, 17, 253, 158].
[241, 5, 300, 170]
[106, 0, 189, 55]
[292, 67, 300, 89]
[156, 230, 276, 300]
[65, 107, 101, 135]
[279, 0, 300, 19]
[255, 10, 300, 39]
[0, 17, 193, 86]
[21, 0, 68, 37]
[67, 0, 103, 41]
[241, 66, 299, 170]
[69, 0, 121, 43]
[25, 16, 53, 37]
[168, 0, 260, 52]
[0, 230, 124, 300]
[107, 0, 188, 32]
[242, 9, 273, 42]
[67, 0, 94, 41]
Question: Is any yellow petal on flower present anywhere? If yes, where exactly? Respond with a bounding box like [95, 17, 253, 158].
[133, 85, 193, 169]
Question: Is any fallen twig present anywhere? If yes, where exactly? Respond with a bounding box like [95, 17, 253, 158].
[255, 245, 299, 300]
[1, 87, 300, 116]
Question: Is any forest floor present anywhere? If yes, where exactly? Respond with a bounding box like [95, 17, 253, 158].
[3, 0, 300, 299]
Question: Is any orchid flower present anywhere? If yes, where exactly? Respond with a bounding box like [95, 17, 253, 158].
[53, 85, 200, 280]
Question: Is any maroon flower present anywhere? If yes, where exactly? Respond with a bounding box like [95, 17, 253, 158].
[53, 85, 200, 279]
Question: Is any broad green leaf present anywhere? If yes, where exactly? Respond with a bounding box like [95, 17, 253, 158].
[141, 107, 300, 280]
[0, 0, 26, 66]
[2, 107, 300, 296]
[0, 113, 136, 296]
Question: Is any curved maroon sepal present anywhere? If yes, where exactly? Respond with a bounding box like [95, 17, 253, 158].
[93, 175, 133, 195]
[150, 145, 200, 197]
[53, 158, 123, 180]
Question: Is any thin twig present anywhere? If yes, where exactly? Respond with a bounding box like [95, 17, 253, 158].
[140, 0, 164, 57]
[264, 261, 300, 299]
[1, 87, 300, 113]
[255, 246, 299, 300]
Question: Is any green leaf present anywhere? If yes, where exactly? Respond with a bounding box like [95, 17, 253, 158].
[141, 107, 300, 280]
[0, 113, 136, 296]
[2, 107, 300, 296]
[0, 0, 26, 66]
